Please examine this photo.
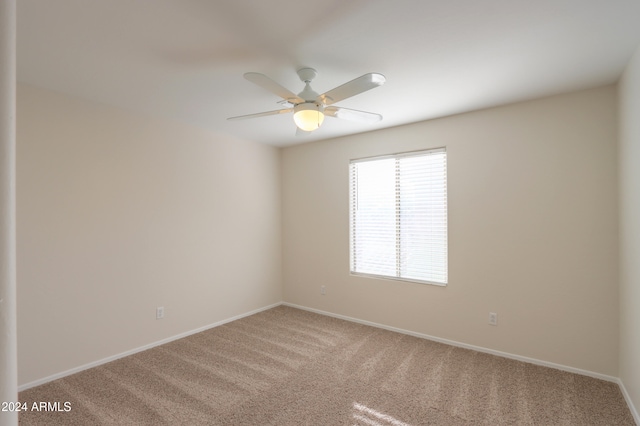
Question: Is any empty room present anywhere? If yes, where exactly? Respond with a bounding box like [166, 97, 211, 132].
[1, 0, 640, 425]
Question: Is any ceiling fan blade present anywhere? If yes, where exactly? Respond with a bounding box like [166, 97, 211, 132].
[244, 72, 304, 104]
[325, 106, 382, 123]
[227, 108, 292, 121]
[317, 73, 386, 106]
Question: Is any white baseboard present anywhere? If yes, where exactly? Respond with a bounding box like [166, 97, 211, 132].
[282, 302, 619, 383]
[18, 302, 282, 392]
[618, 378, 640, 425]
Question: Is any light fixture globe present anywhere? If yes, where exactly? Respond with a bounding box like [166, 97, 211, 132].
[293, 103, 325, 132]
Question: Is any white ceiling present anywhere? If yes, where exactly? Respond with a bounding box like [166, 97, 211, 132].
[17, 0, 640, 147]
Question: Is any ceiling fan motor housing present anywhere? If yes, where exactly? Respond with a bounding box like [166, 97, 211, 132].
[296, 68, 322, 103]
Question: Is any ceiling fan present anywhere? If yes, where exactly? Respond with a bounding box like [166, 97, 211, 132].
[227, 68, 386, 133]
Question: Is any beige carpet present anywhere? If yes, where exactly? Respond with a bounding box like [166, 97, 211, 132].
[19, 305, 634, 425]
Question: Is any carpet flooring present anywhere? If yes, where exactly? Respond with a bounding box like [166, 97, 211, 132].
[18, 305, 635, 425]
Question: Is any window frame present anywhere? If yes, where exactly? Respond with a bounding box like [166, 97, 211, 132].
[349, 147, 448, 286]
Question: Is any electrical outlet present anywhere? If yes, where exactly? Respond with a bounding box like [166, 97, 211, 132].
[321, 285, 326, 295]
[156, 306, 164, 320]
[489, 312, 497, 326]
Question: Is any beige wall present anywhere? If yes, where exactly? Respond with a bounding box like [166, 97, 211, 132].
[282, 86, 619, 376]
[619, 44, 640, 417]
[16, 84, 282, 386]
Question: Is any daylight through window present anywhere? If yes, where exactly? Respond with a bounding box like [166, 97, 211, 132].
[349, 148, 447, 285]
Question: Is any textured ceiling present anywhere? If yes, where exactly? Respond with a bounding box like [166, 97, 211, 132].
[17, 0, 640, 146]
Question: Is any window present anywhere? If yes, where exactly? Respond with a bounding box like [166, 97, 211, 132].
[349, 148, 447, 285]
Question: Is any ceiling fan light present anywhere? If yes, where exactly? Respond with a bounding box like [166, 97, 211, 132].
[293, 103, 325, 132]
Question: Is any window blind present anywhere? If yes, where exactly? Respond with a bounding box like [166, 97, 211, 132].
[349, 148, 447, 285]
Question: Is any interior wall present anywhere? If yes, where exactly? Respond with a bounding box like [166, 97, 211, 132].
[619, 44, 640, 416]
[282, 85, 619, 376]
[16, 84, 282, 386]
[0, 2, 18, 422]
